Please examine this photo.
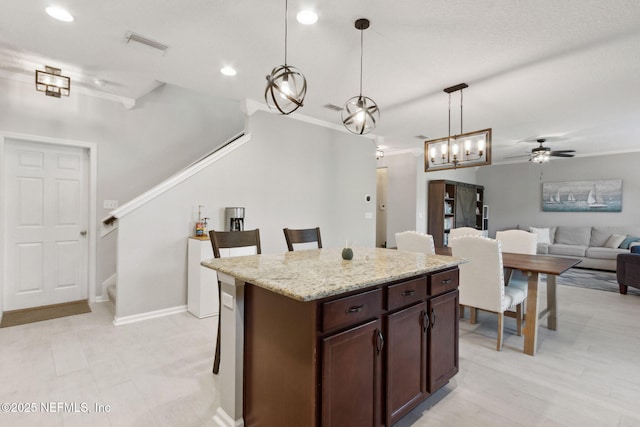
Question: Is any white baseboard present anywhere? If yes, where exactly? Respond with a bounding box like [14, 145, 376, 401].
[113, 305, 187, 326]
[213, 407, 244, 427]
[100, 273, 117, 301]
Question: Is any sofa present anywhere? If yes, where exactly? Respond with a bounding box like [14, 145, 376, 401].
[516, 225, 640, 271]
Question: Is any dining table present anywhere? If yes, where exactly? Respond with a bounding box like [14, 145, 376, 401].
[436, 247, 581, 355]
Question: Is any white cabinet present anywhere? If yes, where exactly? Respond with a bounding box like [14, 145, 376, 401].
[187, 237, 219, 318]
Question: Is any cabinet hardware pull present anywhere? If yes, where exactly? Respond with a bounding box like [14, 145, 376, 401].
[376, 329, 384, 354]
[441, 278, 452, 284]
[402, 289, 416, 296]
[422, 310, 429, 332]
[431, 308, 437, 328]
[345, 305, 364, 314]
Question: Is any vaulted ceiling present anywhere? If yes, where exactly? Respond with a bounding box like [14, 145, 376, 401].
[2, 0, 639, 162]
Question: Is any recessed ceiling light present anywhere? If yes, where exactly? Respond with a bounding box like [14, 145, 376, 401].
[46, 6, 74, 22]
[220, 66, 237, 77]
[296, 10, 318, 25]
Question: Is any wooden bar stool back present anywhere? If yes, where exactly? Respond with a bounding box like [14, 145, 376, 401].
[283, 227, 322, 251]
[209, 229, 261, 374]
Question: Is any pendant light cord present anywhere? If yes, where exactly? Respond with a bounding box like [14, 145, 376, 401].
[359, 27, 364, 95]
[284, 0, 288, 65]
[460, 89, 463, 135]
[448, 92, 452, 142]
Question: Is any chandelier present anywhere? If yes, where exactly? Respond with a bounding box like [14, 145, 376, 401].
[424, 83, 491, 172]
[341, 18, 379, 135]
[264, 0, 307, 115]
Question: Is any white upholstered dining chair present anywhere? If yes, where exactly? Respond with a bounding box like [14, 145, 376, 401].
[495, 229, 537, 254]
[496, 229, 537, 288]
[449, 235, 527, 351]
[395, 231, 435, 255]
[449, 227, 483, 239]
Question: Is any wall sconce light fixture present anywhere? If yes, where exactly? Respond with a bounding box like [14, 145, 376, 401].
[35, 66, 70, 98]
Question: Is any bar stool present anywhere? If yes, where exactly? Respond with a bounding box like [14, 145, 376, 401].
[283, 227, 322, 251]
[209, 229, 261, 374]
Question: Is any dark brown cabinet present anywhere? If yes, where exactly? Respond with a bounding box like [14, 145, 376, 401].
[427, 290, 459, 392]
[428, 179, 485, 247]
[385, 301, 427, 426]
[322, 319, 383, 427]
[243, 268, 459, 427]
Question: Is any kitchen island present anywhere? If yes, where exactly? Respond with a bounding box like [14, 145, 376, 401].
[202, 247, 465, 427]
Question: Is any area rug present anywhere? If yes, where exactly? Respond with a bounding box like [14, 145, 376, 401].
[0, 300, 91, 328]
[545, 268, 640, 296]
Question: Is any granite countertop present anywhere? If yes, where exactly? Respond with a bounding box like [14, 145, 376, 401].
[201, 247, 464, 302]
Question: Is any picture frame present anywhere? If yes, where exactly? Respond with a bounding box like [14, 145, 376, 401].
[542, 179, 622, 212]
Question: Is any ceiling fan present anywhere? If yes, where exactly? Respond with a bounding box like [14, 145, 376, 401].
[507, 138, 576, 163]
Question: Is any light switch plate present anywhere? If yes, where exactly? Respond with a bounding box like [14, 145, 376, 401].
[103, 200, 119, 209]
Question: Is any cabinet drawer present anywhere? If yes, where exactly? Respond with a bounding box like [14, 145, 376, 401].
[428, 268, 459, 297]
[387, 277, 427, 311]
[322, 289, 383, 333]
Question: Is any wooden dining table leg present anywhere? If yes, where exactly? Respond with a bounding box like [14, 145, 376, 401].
[546, 274, 557, 331]
[523, 272, 540, 356]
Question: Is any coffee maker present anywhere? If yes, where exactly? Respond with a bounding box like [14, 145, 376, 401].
[225, 207, 245, 231]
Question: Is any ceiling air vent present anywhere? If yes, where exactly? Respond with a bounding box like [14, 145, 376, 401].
[125, 32, 169, 55]
[323, 104, 344, 112]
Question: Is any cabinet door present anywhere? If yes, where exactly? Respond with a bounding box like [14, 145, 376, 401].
[428, 290, 459, 392]
[322, 319, 383, 427]
[386, 302, 427, 426]
[455, 185, 476, 228]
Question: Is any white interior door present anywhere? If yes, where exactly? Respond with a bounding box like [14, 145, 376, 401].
[3, 140, 89, 310]
[376, 168, 388, 248]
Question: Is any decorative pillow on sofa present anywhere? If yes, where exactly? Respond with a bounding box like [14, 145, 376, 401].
[619, 236, 640, 249]
[529, 227, 551, 244]
[605, 234, 626, 248]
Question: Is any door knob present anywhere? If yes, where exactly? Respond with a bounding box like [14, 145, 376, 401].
[80, 230, 87, 236]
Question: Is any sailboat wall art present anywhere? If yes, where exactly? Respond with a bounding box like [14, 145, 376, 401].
[542, 179, 622, 212]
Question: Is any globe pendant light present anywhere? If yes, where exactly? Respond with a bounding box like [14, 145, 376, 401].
[265, 0, 307, 115]
[342, 18, 379, 135]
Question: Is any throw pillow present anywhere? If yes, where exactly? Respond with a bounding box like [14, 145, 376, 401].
[605, 234, 626, 248]
[619, 236, 640, 249]
[529, 227, 551, 244]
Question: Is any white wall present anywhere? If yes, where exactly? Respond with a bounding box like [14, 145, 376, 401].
[477, 152, 640, 235]
[115, 110, 377, 318]
[0, 76, 244, 298]
[366, 149, 640, 245]
[377, 153, 418, 247]
[379, 151, 479, 247]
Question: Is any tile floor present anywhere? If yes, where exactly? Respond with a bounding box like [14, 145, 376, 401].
[1, 282, 639, 427]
